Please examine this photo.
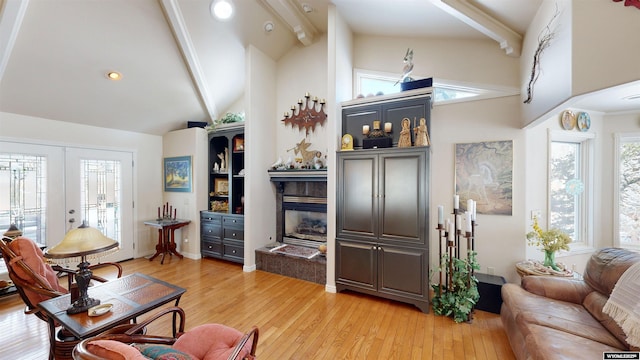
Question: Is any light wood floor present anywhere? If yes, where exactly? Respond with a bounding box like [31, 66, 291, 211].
[0, 256, 516, 359]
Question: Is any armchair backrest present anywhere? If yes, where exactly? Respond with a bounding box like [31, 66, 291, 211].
[0, 236, 67, 316]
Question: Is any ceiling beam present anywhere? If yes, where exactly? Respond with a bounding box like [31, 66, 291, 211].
[259, 0, 318, 46]
[431, 0, 522, 57]
[0, 0, 29, 81]
[159, 0, 217, 121]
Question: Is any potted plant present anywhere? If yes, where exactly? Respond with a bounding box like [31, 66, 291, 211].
[526, 216, 571, 271]
[205, 112, 245, 133]
[431, 250, 480, 323]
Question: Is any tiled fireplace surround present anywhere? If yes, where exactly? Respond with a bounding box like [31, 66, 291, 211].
[256, 173, 327, 284]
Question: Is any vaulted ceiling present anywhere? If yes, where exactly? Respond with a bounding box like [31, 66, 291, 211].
[0, 0, 633, 136]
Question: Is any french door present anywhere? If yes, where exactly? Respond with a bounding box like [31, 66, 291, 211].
[65, 148, 133, 261]
[0, 141, 134, 262]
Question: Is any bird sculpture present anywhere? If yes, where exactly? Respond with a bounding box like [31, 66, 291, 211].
[395, 48, 414, 85]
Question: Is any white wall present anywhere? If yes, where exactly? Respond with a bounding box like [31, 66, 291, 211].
[275, 35, 329, 161]
[0, 111, 163, 258]
[244, 45, 278, 271]
[326, 3, 354, 291]
[162, 127, 208, 259]
[572, 1, 640, 95]
[433, 97, 525, 284]
[520, 0, 572, 126]
[354, 36, 520, 89]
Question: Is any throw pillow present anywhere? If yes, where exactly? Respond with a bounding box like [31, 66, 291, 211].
[134, 344, 194, 360]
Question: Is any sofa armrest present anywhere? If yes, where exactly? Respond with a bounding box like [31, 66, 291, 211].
[522, 276, 593, 304]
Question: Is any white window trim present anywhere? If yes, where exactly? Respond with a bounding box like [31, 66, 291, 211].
[548, 129, 596, 255]
[353, 68, 519, 105]
[613, 132, 640, 250]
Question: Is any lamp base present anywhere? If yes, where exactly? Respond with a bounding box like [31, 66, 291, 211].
[67, 297, 100, 314]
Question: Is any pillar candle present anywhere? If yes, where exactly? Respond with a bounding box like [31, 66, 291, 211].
[448, 221, 454, 240]
[454, 195, 459, 209]
[158, 207, 161, 219]
[466, 212, 472, 233]
[363, 125, 370, 135]
[384, 122, 392, 133]
[174, 208, 177, 219]
[471, 200, 476, 221]
[437, 205, 444, 225]
[467, 199, 473, 214]
[456, 214, 462, 230]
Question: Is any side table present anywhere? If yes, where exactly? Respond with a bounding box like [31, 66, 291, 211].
[144, 219, 190, 264]
[475, 273, 506, 314]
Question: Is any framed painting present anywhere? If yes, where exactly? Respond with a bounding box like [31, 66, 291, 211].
[455, 140, 513, 216]
[164, 156, 192, 192]
[214, 178, 229, 195]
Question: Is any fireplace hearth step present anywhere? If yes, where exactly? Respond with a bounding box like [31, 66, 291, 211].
[269, 244, 320, 259]
[256, 246, 326, 285]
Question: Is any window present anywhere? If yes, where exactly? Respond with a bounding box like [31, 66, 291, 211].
[615, 134, 640, 250]
[353, 68, 518, 104]
[548, 130, 595, 251]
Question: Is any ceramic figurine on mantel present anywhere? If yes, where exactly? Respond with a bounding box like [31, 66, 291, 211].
[398, 118, 412, 148]
[414, 117, 431, 147]
[217, 147, 228, 172]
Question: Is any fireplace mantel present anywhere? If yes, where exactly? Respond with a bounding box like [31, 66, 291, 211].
[268, 169, 327, 183]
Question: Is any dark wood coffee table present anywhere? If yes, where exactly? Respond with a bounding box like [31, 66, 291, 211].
[38, 272, 185, 359]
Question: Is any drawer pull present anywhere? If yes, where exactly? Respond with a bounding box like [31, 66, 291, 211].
[232, 233, 236, 237]
[232, 250, 236, 253]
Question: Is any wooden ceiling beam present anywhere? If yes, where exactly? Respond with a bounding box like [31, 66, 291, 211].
[431, 0, 522, 57]
[259, 0, 318, 46]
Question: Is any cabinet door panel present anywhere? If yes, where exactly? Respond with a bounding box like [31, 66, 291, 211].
[337, 155, 377, 238]
[336, 240, 377, 289]
[378, 246, 426, 298]
[380, 151, 426, 245]
[342, 106, 381, 149]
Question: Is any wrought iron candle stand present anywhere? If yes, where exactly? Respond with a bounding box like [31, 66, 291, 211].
[435, 207, 478, 322]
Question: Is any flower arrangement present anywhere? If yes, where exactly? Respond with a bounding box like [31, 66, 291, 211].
[526, 216, 571, 270]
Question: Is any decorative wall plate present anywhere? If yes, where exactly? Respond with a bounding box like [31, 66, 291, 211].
[577, 112, 591, 132]
[560, 110, 576, 130]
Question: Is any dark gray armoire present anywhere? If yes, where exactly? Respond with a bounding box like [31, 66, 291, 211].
[336, 90, 431, 313]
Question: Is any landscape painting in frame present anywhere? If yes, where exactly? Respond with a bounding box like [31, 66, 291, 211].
[164, 156, 192, 192]
[455, 140, 513, 215]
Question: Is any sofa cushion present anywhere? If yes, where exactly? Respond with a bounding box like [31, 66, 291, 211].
[583, 248, 640, 296]
[86, 340, 150, 360]
[583, 291, 630, 349]
[503, 283, 626, 349]
[172, 324, 247, 360]
[524, 324, 624, 360]
[8, 237, 68, 305]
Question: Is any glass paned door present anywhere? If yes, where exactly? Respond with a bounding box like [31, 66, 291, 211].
[65, 148, 133, 261]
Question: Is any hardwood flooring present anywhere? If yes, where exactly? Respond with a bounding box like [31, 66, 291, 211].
[0, 257, 515, 359]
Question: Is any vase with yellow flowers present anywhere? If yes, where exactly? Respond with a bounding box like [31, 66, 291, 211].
[526, 216, 571, 271]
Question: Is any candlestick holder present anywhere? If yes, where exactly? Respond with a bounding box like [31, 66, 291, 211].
[432, 206, 479, 323]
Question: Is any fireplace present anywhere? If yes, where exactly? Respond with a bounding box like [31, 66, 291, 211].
[282, 195, 327, 248]
[255, 171, 327, 284]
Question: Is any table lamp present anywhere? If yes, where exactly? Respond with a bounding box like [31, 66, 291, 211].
[45, 222, 119, 314]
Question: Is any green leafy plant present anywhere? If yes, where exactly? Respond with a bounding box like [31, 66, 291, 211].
[205, 112, 245, 133]
[430, 250, 480, 323]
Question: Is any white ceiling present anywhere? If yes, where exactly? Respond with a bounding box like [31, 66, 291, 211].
[0, 0, 636, 136]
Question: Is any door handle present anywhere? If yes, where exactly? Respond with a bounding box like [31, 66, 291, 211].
[68, 209, 75, 214]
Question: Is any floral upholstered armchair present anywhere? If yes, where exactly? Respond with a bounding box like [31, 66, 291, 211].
[72, 307, 259, 360]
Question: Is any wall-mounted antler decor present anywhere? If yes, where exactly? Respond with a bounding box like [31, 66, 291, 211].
[282, 92, 327, 135]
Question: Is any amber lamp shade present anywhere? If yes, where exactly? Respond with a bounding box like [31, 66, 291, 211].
[45, 222, 119, 314]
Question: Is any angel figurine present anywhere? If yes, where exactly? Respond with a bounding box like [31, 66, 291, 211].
[398, 118, 412, 148]
[414, 118, 431, 147]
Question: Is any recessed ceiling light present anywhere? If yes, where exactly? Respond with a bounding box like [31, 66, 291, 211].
[106, 71, 122, 81]
[211, 0, 234, 20]
[301, 3, 313, 13]
[264, 21, 274, 33]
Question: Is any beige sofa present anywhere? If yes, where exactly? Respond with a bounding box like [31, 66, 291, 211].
[501, 248, 640, 359]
